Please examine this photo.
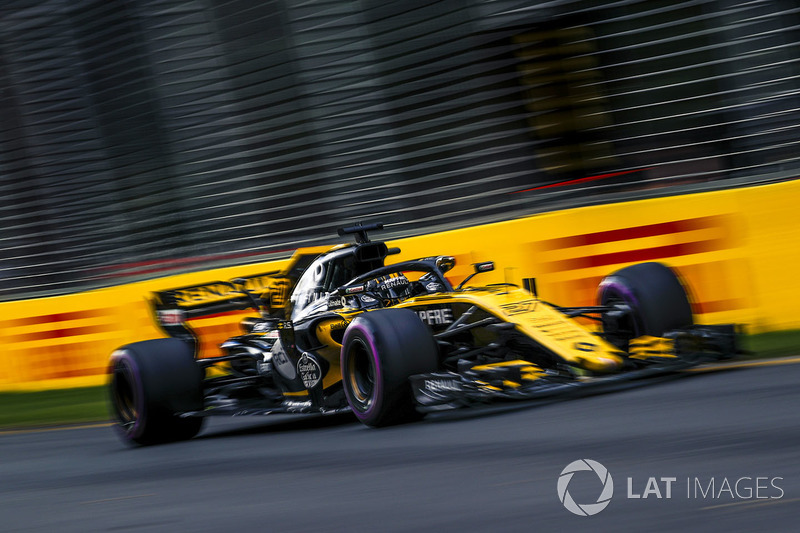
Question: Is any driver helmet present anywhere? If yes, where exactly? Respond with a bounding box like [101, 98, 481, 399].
[368, 273, 413, 306]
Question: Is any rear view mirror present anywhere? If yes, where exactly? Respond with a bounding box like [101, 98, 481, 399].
[456, 261, 496, 291]
[474, 261, 494, 273]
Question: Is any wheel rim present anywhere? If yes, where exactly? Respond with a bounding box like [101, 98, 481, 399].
[346, 338, 376, 412]
[111, 362, 138, 432]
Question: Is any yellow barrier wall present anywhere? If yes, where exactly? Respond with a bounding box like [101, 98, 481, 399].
[1, 180, 798, 391]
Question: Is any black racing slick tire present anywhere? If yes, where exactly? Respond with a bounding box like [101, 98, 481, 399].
[341, 309, 439, 427]
[109, 338, 205, 446]
[598, 262, 694, 349]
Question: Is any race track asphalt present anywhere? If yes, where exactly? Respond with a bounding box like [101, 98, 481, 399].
[1, 360, 799, 532]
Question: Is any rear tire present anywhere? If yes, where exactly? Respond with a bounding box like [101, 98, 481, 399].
[109, 338, 204, 446]
[598, 262, 693, 350]
[341, 309, 438, 427]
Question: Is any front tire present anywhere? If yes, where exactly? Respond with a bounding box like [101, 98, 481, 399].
[109, 338, 205, 446]
[341, 309, 438, 427]
[598, 262, 693, 350]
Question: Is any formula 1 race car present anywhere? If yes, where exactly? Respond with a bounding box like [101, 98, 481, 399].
[109, 223, 738, 445]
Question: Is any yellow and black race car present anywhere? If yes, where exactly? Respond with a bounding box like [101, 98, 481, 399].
[109, 223, 738, 445]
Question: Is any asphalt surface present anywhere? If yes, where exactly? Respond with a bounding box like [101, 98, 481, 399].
[1, 360, 799, 532]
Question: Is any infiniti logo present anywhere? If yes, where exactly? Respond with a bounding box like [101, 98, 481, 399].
[557, 459, 614, 516]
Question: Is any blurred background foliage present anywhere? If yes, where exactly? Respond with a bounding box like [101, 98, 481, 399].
[1, 0, 798, 300]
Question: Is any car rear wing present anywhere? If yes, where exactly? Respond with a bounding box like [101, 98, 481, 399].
[149, 246, 331, 352]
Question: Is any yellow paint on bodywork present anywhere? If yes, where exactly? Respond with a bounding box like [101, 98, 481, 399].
[310, 314, 358, 390]
[471, 359, 546, 383]
[400, 289, 625, 373]
[471, 360, 540, 372]
[628, 335, 678, 360]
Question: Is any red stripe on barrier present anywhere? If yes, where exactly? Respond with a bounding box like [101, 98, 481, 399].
[536, 216, 724, 251]
[540, 239, 726, 273]
[8, 325, 113, 343]
[5, 309, 111, 328]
